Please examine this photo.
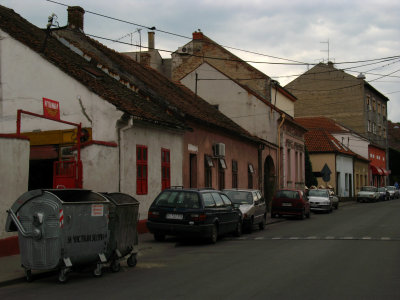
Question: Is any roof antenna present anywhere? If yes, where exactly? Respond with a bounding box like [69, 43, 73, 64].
[41, 13, 58, 53]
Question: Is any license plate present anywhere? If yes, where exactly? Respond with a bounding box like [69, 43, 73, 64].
[282, 203, 292, 207]
[166, 213, 183, 220]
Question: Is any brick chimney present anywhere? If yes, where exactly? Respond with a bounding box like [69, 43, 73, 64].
[193, 31, 204, 40]
[67, 6, 85, 31]
[148, 31, 155, 50]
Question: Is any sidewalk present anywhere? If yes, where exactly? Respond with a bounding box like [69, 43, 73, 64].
[0, 201, 357, 285]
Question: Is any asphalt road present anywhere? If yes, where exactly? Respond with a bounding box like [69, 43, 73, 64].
[1, 200, 400, 299]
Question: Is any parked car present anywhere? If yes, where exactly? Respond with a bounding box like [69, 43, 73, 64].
[223, 189, 267, 232]
[271, 189, 310, 219]
[356, 186, 380, 203]
[378, 187, 390, 201]
[385, 186, 399, 199]
[147, 188, 242, 243]
[327, 189, 340, 209]
[308, 189, 333, 213]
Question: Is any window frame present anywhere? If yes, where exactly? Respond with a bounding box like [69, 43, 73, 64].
[161, 148, 171, 191]
[136, 145, 148, 195]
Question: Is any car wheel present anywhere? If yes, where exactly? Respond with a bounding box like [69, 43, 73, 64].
[300, 209, 306, 220]
[306, 210, 310, 218]
[335, 203, 339, 209]
[209, 224, 218, 244]
[259, 215, 266, 230]
[154, 233, 165, 242]
[233, 220, 242, 237]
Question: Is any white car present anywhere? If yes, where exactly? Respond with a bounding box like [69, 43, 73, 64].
[357, 186, 380, 203]
[307, 189, 333, 213]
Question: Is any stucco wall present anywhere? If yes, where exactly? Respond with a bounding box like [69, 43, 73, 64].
[309, 153, 336, 190]
[354, 159, 369, 194]
[81, 143, 119, 192]
[0, 136, 29, 238]
[181, 63, 278, 145]
[336, 155, 354, 197]
[120, 124, 184, 219]
[183, 123, 259, 190]
[0, 29, 122, 140]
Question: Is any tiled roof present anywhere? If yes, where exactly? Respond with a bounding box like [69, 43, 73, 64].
[305, 129, 358, 157]
[295, 117, 347, 132]
[0, 5, 184, 129]
[53, 25, 259, 142]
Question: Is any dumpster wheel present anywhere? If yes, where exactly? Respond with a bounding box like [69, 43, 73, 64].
[110, 260, 121, 273]
[127, 254, 137, 267]
[25, 269, 33, 282]
[58, 268, 69, 283]
[93, 263, 103, 277]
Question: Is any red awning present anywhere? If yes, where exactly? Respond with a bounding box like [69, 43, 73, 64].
[381, 168, 390, 176]
[371, 165, 383, 175]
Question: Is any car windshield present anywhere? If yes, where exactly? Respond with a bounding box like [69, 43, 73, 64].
[224, 191, 253, 204]
[386, 186, 395, 191]
[361, 186, 377, 192]
[378, 187, 386, 192]
[274, 190, 299, 199]
[308, 190, 329, 197]
[154, 191, 201, 209]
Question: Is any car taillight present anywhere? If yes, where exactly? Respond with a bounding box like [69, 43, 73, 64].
[190, 214, 206, 221]
[148, 211, 160, 219]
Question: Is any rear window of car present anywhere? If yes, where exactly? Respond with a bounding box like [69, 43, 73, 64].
[275, 190, 299, 199]
[308, 190, 329, 197]
[224, 191, 253, 204]
[361, 186, 377, 192]
[154, 191, 201, 209]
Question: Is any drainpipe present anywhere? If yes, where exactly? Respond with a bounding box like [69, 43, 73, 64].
[116, 114, 132, 192]
[277, 113, 286, 189]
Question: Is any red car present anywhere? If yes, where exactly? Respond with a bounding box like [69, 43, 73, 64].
[271, 189, 310, 219]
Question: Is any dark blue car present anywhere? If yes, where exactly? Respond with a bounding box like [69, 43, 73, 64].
[147, 188, 242, 243]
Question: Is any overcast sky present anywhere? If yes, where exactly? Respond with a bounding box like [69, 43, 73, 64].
[3, 0, 400, 121]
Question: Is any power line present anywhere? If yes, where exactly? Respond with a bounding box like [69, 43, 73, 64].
[45, 0, 400, 67]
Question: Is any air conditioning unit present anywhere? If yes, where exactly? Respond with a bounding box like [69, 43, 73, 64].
[177, 46, 192, 55]
[213, 143, 225, 157]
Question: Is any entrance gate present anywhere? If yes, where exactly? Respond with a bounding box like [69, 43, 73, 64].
[17, 109, 83, 189]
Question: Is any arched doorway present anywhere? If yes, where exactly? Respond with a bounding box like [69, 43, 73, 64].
[264, 155, 276, 212]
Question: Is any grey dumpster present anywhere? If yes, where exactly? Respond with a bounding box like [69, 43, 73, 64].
[101, 192, 139, 272]
[6, 189, 110, 282]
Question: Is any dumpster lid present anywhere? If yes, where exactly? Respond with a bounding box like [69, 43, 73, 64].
[6, 189, 44, 232]
[101, 192, 139, 206]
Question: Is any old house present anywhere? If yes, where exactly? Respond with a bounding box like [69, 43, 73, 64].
[167, 32, 306, 205]
[0, 5, 186, 254]
[285, 62, 389, 184]
[296, 117, 371, 195]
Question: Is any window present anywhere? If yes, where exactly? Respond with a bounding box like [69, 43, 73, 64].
[382, 105, 386, 116]
[202, 193, 216, 208]
[232, 160, 238, 188]
[204, 155, 213, 188]
[218, 159, 226, 190]
[372, 98, 376, 111]
[287, 149, 291, 183]
[248, 163, 254, 189]
[211, 192, 225, 207]
[220, 194, 232, 206]
[136, 145, 148, 195]
[161, 148, 170, 190]
[372, 122, 377, 134]
[378, 103, 381, 114]
[366, 95, 371, 110]
[367, 120, 371, 132]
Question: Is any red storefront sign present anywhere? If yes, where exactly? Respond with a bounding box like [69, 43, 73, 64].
[43, 98, 60, 120]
